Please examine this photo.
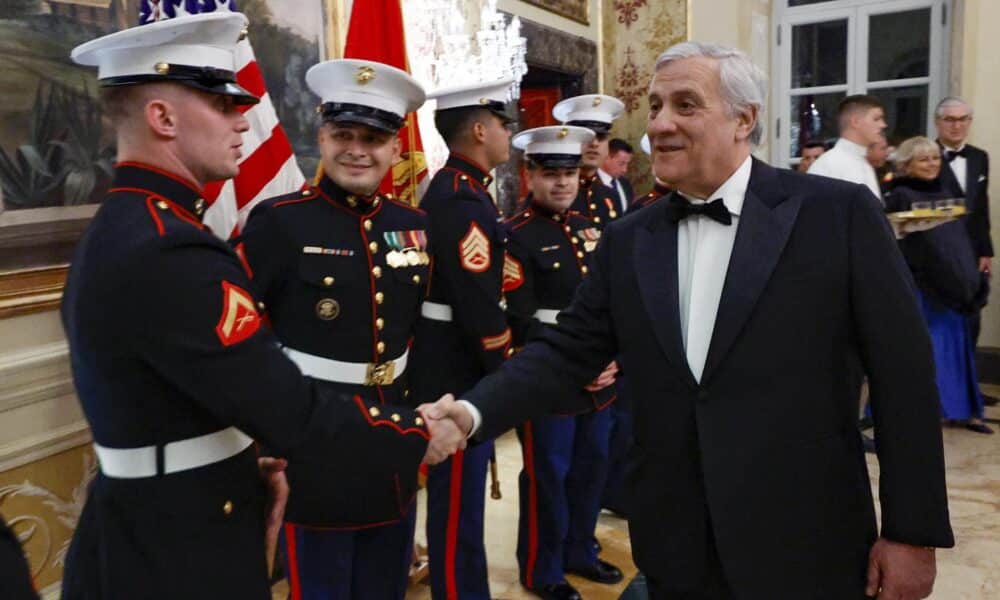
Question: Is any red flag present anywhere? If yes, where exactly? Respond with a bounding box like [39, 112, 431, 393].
[343, 0, 427, 206]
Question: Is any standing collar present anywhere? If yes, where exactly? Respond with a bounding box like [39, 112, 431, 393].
[833, 137, 870, 158]
[677, 155, 752, 217]
[110, 162, 207, 221]
[317, 175, 379, 213]
[596, 169, 614, 187]
[526, 194, 571, 221]
[446, 153, 493, 187]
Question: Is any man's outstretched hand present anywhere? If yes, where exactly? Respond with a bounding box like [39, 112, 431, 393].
[417, 394, 473, 465]
[865, 537, 936, 599]
[417, 394, 476, 466]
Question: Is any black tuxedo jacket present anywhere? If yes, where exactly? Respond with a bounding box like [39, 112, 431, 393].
[617, 176, 635, 209]
[465, 159, 953, 597]
[937, 142, 992, 258]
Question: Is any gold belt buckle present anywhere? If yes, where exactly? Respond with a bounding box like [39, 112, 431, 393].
[365, 360, 395, 386]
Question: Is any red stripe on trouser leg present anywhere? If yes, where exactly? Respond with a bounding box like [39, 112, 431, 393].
[523, 421, 540, 589]
[445, 449, 465, 600]
[284, 523, 302, 600]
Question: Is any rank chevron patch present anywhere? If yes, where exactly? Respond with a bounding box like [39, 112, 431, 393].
[459, 222, 491, 273]
[502, 253, 524, 292]
[215, 281, 261, 347]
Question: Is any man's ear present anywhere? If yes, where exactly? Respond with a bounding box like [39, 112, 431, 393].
[145, 98, 178, 140]
[391, 134, 402, 163]
[472, 120, 488, 144]
[735, 105, 758, 143]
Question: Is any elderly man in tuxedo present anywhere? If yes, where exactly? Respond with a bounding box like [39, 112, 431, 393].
[423, 41, 953, 600]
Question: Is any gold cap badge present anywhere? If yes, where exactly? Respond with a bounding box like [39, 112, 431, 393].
[356, 65, 376, 85]
[592, 97, 603, 107]
[558, 127, 569, 139]
[154, 62, 170, 75]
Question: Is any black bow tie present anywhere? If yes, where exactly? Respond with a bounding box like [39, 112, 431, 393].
[944, 148, 967, 162]
[667, 195, 732, 226]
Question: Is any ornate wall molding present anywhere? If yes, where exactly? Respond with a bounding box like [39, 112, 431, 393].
[0, 342, 73, 414]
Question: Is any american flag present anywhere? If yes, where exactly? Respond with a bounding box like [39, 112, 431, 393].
[139, 0, 306, 239]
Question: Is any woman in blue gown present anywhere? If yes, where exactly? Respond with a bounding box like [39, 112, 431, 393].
[886, 136, 992, 434]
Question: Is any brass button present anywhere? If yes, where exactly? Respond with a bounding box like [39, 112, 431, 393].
[375, 317, 385, 330]
[553, 214, 562, 222]
[301, 189, 311, 196]
[377, 341, 386, 354]
[257, 301, 266, 311]
[506, 347, 515, 357]
[194, 198, 205, 215]
[347, 195, 358, 208]
[323, 276, 334, 287]
[223, 500, 233, 515]
[581, 266, 589, 274]
[375, 292, 384, 304]
[571, 237, 579, 244]
[553, 262, 561, 269]
[369, 406, 381, 417]
[372, 197, 380, 207]
[404, 388, 411, 399]
[589, 203, 597, 210]
[372, 266, 382, 278]
[412, 274, 421, 284]
[564, 226, 571, 233]
[415, 416, 424, 426]
[609, 210, 618, 218]
[156, 200, 169, 210]
[369, 241, 379, 253]
[593, 217, 601, 224]
[390, 413, 401, 423]
[363, 219, 373, 231]
[386, 193, 395, 200]
[576, 251, 584, 259]
[459, 174, 469, 181]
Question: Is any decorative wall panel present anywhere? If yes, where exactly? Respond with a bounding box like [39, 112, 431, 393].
[602, 0, 687, 196]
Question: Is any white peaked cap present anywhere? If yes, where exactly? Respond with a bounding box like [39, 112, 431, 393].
[429, 78, 516, 112]
[552, 94, 626, 131]
[512, 125, 595, 156]
[306, 59, 426, 132]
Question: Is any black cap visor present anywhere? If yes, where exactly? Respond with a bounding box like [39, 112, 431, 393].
[100, 64, 259, 105]
[527, 153, 582, 169]
[322, 102, 403, 134]
[567, 119, 611, 135]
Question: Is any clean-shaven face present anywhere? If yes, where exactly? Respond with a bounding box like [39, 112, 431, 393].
[318, 122, 399, 196]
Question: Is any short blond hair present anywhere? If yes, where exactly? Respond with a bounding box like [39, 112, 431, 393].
[894, 136, 939, 174]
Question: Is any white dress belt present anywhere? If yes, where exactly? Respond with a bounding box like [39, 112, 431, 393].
[283, 346, 408, 385]
[94, 426, 254, 479]
[421, 301, 454, 322]
[533, 308, 561, 325]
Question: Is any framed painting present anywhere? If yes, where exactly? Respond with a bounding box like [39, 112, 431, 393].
[0, 0, 340, 318]
[522, 0, 589, 26]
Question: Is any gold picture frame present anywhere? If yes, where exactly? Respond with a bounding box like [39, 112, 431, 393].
[522, 0, 590, 26]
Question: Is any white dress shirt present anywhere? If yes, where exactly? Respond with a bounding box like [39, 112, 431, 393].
[597, 168, 629, 213]
[808, 138, 882, 201]
[677, 155, 751, 382]
[943, 143, 968, 193]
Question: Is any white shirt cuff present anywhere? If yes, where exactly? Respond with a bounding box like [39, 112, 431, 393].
[456, 399, 482, 437]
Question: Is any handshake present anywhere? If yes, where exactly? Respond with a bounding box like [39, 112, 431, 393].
[417, 394, 476, 465]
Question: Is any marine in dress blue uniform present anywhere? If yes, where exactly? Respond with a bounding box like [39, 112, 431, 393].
[234, 59, 429, 599]
[553, 95, 626, 230]
[60, 15, 432, 599]
[408, 78, 518, 600]
[504, 126, 623, 600]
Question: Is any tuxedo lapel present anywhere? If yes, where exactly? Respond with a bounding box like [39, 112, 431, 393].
[701, 161, 801, 384]
[966, 148, 985, 207]
[634, 197, 697, 388]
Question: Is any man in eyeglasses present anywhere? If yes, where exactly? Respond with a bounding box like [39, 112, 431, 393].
[934, 96, 995, 405]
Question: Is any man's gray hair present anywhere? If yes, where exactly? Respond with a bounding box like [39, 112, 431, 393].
[935, 96, 973, 118]
[654, 42, 768, 146]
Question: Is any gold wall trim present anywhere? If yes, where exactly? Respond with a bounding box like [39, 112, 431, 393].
[0, 266, 67, 320]
[0, 421, 91, 474]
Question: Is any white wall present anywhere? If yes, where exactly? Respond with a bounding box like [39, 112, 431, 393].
[960, 0, 1000, 346]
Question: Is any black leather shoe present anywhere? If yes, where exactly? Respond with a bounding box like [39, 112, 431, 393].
[528, 580, 582, 600]
[566, 558, 624, 584]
